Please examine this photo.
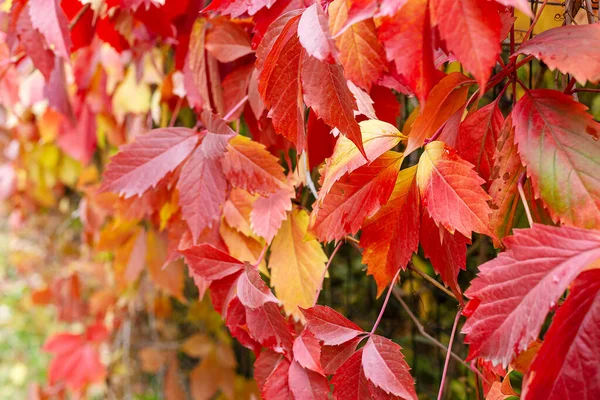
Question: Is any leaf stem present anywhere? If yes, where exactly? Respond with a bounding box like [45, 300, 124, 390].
[314, 241, 343, 305]
[437, 310, 461, 400]
[253, 243, 269, 268]
[517, 172, 534, 227]
[169, 97, 184, 127]
[408, 263, 457, 301]
[223, 95, 249, 121]
[370, 268, 401, 334]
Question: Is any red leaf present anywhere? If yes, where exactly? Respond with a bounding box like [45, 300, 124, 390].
[512, 89, 600, 230]
[255, 349, 285, 391]
[514, 24, 600, 84]
[262, 356, 293, 399]
[29, 0, 72, 59]
[417, 141, 492, 237]
[361, 335, 417, 399]
[181, 244, 244, 281]
[225, 297, 262, 353]
[462, 224, 600, 366]
[221, 64, 254, 121]
[100, 128, 198, 198]
[420, 210, 470, 301]
[61, 0, 94, 51]
[360, 166, 420, 296]
[177, 146, 227, 241]
[210, 272, 242, 315]
[405, 73, 471, 155]
[331, 349, 371, 400]
[370, 86, 401, 126]
[203, 0, 277, 17]
[522, 269, 600, 400]
[246, 302, 295, 352]
[288, 360, 330, 400]
[298, 3, 337, 63]
[302, 53, 364, 156]
[45, 56, 73, 120]
[222, 135, 287, 196]
[378, 0, 441, 104]
[430, 0, 502, 90]
[311, 151, 403, 242]
[301, 305, 364, 346]
[205, 19, 253, 63]
[43, 324, 108, 390]
[258, 13, 306, 150]
[237, 266, 280, 309]
[320, 336, 362, 375]
[57, 102, 96, 164]
[457, 100, 504, 182]
[307, 110, 337, 170]
[329, 0, 387, 91]
[293, 329, 323, 374]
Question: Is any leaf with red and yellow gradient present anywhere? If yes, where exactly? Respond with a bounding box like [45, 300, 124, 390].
[430, 0, 502, 90]
[378, 0, 441, 104]
[100, 128, 198, 198]
[312, 151, 403, 242]
[360, 166, 419, 296]
[417, 141, 492, 237]
[488, 116, 524, 246]
[512, 89, 600, 230]
[328, 0, 387, 90]
[522, 269, 600, 400]
[462, 224, 600, 367]
[319, 119, 404, 198]
[270, 207, 328, 318]
[222, 135, 286, 196]
[146, 229, 185, 301]
[302, 54, 364, 156]
[405, 73, 471, 155]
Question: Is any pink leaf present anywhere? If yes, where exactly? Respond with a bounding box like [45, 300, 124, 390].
[288, 360, 330, 400]
[462, 224, 600, 367]
[293, 329, 323, 374]
[100, 128, 198, 198]
[29, 0, 72, 59]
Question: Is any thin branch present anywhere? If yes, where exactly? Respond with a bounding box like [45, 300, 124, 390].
[392, 288, 491, 386]
[573, 87, 600, 93]
[371, 268, 401, 334]
[314, 241, 343, 305]
[520, 0, 550, 45]
[408, 263, 457, 301]
[517, 172, 534, 226]
[69, 3, 91, 30]
[437, 310, 462, 400]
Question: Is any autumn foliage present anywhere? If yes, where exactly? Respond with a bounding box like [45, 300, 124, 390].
[2, 0, 600, 399]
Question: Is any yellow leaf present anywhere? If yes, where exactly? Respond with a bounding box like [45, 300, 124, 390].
[269, 207, 328, 319]
[182, 334, 214, 358]
[112, 66, 151, 122]
[146, 228, 185, 301]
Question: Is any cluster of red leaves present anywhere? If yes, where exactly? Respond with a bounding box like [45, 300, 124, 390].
[2, 0, 600, 399]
